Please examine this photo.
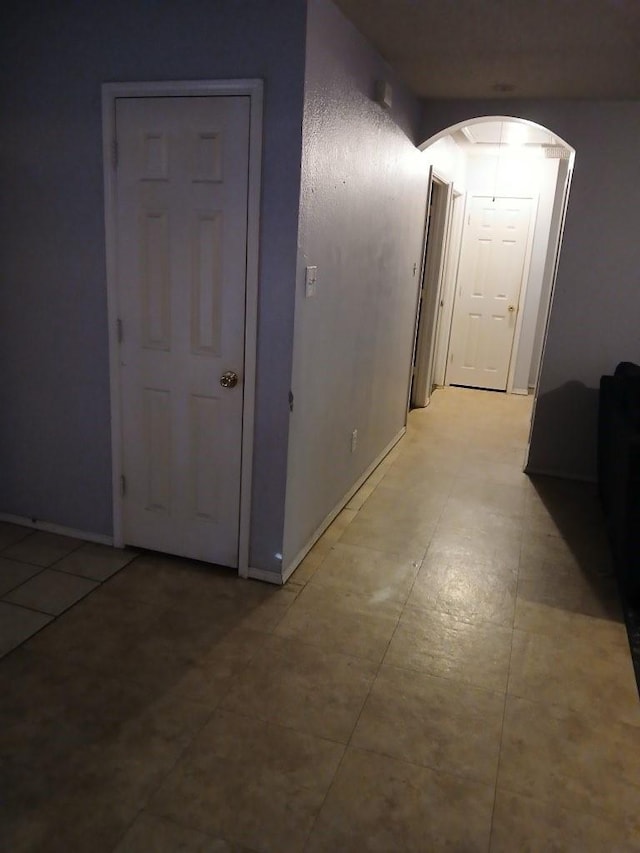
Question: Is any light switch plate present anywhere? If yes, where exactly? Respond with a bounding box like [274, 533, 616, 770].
[305, 265, 317, 298]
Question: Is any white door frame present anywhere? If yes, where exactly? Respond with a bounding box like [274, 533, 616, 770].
[101, 79, 263, 578]
[444, 192, 538, 394]
[433, 188, 464, 387]
[411, 170, 452, 408]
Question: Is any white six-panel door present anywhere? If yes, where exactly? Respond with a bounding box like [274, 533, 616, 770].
[115, 96, 250, 567]
[446, 196, 533, 391]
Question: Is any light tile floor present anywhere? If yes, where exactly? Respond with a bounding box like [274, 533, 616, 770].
[1, 387, 639, 852]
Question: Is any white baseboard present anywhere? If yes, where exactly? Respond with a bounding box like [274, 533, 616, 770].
[281, 427, 406, 584]
[0, 512, 114, 546]
[511, 387, 529, 396]
[246, 566, 283, 585]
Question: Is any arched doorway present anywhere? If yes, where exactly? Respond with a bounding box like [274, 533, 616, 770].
[411, 116, 575, 428]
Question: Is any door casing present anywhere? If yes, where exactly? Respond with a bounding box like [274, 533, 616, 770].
[102, 79, 263, 578]
[433, 189, 464, 387]
[410, 170, 452, 408]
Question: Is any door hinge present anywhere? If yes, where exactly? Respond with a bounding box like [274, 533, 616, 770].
[112, 139, 119, 170]
[288, 390, 294, 412]
[120, 474, 126, 497]
[117, 318, 123, 343]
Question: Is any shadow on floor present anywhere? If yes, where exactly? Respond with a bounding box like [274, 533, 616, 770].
[526, 472, 622, 622]
[0, 553, 294, 849]
[527, 472, 640, 696]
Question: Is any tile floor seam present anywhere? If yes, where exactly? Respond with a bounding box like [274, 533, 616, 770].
[23, 638, 255, 723]
[299, 549, 424, 851]
[487, 581, 521, 852]
[332, 740, 500, 795]
[503, 671, 640, 731]
[298, 711, 367, 848]
[316, 537, 431, 565]
[106, 702, 220, 852]
[374, 654, 509, 694]
[3, 389, 638, 850]
[0, 567, 47, 600]
[3, 569, 100, 616]
[0, 551, 140, 660]
[400, 599, 518, 632]
[115, 810, 263, 853]
[0, 596, 53, 619]
[1, 536, 86, 569]
[53, 556, 138, 582]
[489, 785, 640, 850]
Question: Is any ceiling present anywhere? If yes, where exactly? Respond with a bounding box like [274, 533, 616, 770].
[333, 0, 640, 99]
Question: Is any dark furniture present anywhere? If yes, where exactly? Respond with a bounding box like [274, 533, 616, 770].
[598, 361, 640, 601]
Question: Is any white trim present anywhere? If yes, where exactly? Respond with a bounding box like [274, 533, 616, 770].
[527, 156, 575, 394]
[419, 115, 575, 156]
[412, 173, 452, 408]
[0, 513, 115, 546]
[247, 566, 284, 585]
[433, 188, 465, 386]
[506, 194, 539, 394]
[525, 155, 575, 464]
[101, 79, 263, 578]
[281, 426, 406, 584]
[406, 166, 434, 414]
[238, 83, 263, 579]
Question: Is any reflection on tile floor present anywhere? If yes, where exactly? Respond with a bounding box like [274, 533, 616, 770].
[1, 387, 639, 851]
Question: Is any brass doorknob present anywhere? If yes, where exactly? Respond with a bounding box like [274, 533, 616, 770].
[508, 305, 516, 313]
[220, 371, 239, 388]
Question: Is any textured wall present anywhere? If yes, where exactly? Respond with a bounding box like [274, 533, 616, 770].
[0, 0, 306, 570]
[421, 100, 640, 480]
[283, 0, 429, 568]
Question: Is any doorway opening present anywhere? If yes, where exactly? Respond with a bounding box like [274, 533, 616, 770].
[410, 172, 451, 408]
[411, 116, 575, 415]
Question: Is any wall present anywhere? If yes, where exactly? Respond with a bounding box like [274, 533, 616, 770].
[529, 157, 571, 388]
[462, 149, 561, 392]
[0, 0, 307, 571]
[423, 136, 467, 188]
[282, 0, 429, 570]
[421, 100, 640, 480]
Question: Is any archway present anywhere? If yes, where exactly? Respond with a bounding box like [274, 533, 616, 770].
[410, 116, 575, 464]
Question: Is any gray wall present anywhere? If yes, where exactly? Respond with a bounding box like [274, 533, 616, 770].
[422, 100, 640, 481]
[0, 0, 307, 570]
[283, 0, 429, 568]
[529, 157, 572, 389]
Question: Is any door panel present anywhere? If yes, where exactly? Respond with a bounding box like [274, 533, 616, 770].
[446, 196, 532, 391]
[115, 96, 250, 567]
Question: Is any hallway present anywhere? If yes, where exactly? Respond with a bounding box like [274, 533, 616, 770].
[1, 388, 638, 851]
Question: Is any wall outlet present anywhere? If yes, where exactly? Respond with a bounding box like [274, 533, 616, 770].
[305, 265, 317, 298]
[351, 429, 358, 453]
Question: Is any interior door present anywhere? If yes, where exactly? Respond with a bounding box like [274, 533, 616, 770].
[115, 95, 250, 567]
[446, 195, 533, 391]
